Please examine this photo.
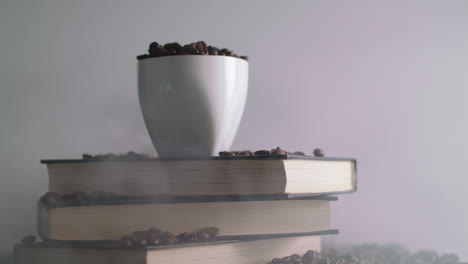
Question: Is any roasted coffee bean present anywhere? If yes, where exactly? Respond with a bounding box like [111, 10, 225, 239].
[195, 41, 207, 54]
[120, 236, 133, 248]
[41, 192, 61, 205]
[198, 227, 220, 239]
[176, 232, 197, 242]
[82, 153, 93, 160]
[219, 151, 236, 157]
[160, 232, 177, 244]
[146, 237, 160, 245]
[218, 51, 226, 56]
[185, 47, 199, 55]
[271, 147, 287, 155]
[195, 231, 210, 242]
[148, 42, 161, 55]
[220, 48, 230, 53]
[166, 49, 177, 55]
[313, 148, 324, 157]
[254, 150, 271, 155]
[132, 238, 147, 247]
[237, 150, 253, 156]
[147, 228, 163, 238]
[136, 54, 150, 60]
[270, 258, 282, 264]
[208, 46, 219, 55]
[164, 42, 182, 50]
[70, 191, 86, 201]
[148, 42, 160, 49]
[302, 250, 320, 264]
[154, 47, 169, 57]
[240, 56, 249, 61]
[21, 235, 36, 246]
[190, 42, 197, 49]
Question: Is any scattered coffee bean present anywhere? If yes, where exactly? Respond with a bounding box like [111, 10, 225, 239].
[313, 148, 324, 157]
[240, 56, 249, 60]
[82, 153, 93, 160]
[160, 232, 177, 244]
[136, 54, 150, 60]
[237, 150, 253, 156]
[21, 235, 36, 246]
[146, 236, 161, 246]
[271, 147, 287, 155]
[219, 151, 237, 157]
[195, 231, 210, 242]
[147, 228, 163, 238]
[41, 192, 61, 205]
[254, 150, 271, 156]
[120, 236, 133, 248]
[131, 237, 147, 248]
[176, 232, 197, 242]
[302, 250, 320, 264]
[198, 227, 220, 240]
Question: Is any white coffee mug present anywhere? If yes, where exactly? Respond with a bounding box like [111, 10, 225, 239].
[138, 55, 248, 158]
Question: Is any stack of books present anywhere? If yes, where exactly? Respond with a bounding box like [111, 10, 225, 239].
[14, 153, 357, 264]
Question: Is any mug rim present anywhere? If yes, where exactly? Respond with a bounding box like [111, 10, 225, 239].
[137, 55, 249, 64]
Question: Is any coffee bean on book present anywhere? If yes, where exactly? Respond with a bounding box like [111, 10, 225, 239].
[198, 227, 220, 238]
[254, 150, 271, 155]
[147, 228, 163, 238]
[313, 148, 324, 157]
[160, 232, 177, 244]
[82, 153, 93, 160]
[21, 235, 36, 246]
[237, 150, 253, 156]
[195, 231, 210, 242]
[120, 236, 133, 248]
[271, 147, 287, 155]
[41, 192, 61, 205]
[219, 151, 236, 156]
[176, 232, 197, 242]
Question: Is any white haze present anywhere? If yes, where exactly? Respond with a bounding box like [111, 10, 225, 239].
[1, 0, 468, 261]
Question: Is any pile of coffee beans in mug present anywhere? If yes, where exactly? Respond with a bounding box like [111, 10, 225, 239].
[137, 41, 248, 61]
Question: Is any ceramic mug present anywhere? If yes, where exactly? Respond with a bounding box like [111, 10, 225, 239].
[138, 55, 248, 158]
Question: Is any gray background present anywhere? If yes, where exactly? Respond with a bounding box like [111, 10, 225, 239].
[1, 0, 468, 261]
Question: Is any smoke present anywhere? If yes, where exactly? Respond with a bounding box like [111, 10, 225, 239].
[2, 0, 468, 262]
